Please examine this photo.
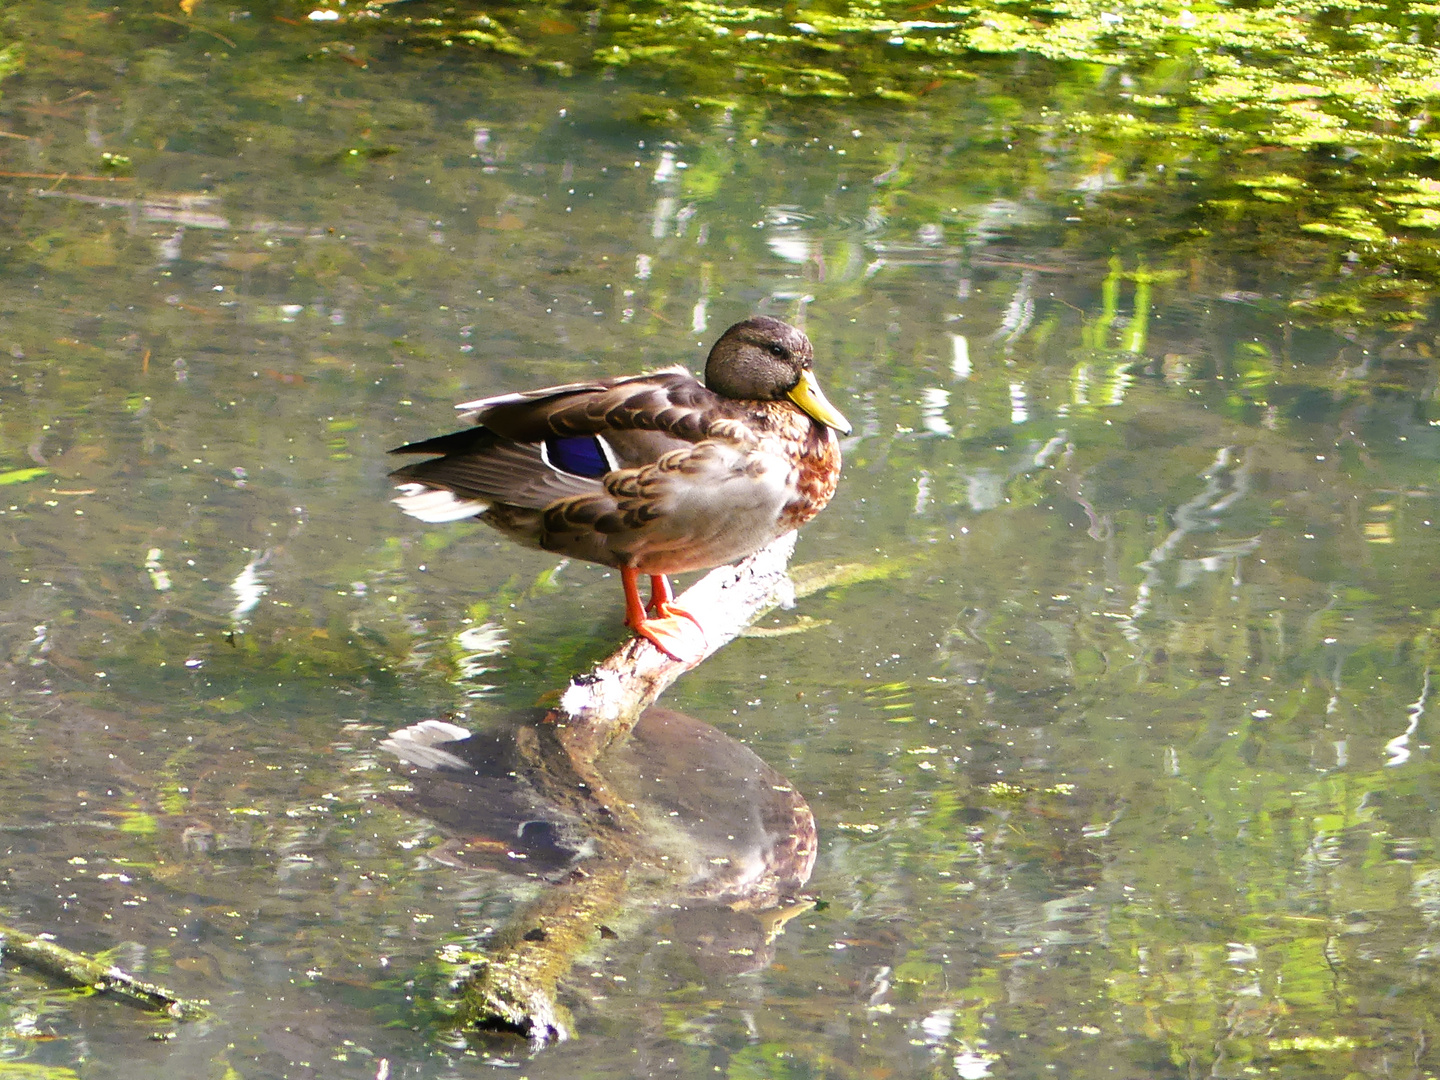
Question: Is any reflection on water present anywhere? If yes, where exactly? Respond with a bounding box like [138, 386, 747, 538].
[0, 7, 1439, 1079]
[380, 705, 816, 993]
[383, 717, 591, 877]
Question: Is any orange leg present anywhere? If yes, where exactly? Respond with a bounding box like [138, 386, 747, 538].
[621, 566, 650, 631]
[621, 567, 707, 662]
[647, 574, 674, 617]
[649, 573, 702, 627]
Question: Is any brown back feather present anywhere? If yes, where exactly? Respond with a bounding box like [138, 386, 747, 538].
[479, 371, 737, 443]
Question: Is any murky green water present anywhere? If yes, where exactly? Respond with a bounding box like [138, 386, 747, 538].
[3, 4, 1440, 1078]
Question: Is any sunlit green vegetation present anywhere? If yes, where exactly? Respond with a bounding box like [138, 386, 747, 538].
[335, 0, 1440, 323]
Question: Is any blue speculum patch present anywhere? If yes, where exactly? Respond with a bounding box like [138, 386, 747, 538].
[546, 435, 612, 477]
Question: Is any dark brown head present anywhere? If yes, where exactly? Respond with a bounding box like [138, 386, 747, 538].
[703, 317, 851, 434]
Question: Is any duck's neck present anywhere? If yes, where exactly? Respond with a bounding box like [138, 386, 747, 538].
[747, 399, 821, 438]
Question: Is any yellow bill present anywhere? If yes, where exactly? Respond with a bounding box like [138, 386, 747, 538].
[788, 370, 852, 435]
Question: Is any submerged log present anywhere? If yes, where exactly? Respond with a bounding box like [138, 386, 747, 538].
[0, 921, 206, 1019]
[450, 531, 804, 1045]
[451, 861, 631, 1041]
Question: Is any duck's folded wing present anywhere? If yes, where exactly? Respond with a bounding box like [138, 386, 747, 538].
[473, 368, 728, 444]
[389, 428, 602, 509]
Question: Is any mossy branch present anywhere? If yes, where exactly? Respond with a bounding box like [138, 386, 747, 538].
[0, 921, 206, 1019]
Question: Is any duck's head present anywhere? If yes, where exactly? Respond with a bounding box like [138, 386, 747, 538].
[705, 316, 852, 435]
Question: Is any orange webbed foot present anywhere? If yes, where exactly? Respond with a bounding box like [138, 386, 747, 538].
[631, 609, 708, 663]
[623, 568, 708, 662]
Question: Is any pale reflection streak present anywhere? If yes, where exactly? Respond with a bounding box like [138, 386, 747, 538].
[1032, 433, 1068, 470]
[1121, 447, 1257, 643]
[229, 551, 271, 625]
[1163, 745, 1180, 778]
[914, 470, 931, 515]
[453, 620, 509, 698]
[950, 333, 971, 380]
[144, 548, 172, 592]
[1009, 382, 1028, 425]
[1105, 361, 1135, 407]
[954, 1047, 1000, 1079]
[917, 1005, 950, 1040]
[866, 237, 965, 268]
[965, 470, 1006, 512]
[651, 196, 677, 239]
[24, 624, 48, 666]
[1064, 360, 1134, 415]
[1384, 667, 1430, 767]
[157, 226, 184, 263]
[1412, 871, 1440, 961]
[35, 190, 231, 230]
[651, 149, 678, 184]
[958, 432, 1069, 513]
[920, 387, 953, 437]
[764, 206, 823, 278]
[987, 269, 1036, 349]
[915, 1005, 999, 1080]
[767, 234, 817, 264]
[1071, 362, 1091, 408]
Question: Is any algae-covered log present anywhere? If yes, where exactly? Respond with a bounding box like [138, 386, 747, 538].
[450, 532, 803, 1045]
[451, 860, 630, 1043]
[0, 920, 206, 1019]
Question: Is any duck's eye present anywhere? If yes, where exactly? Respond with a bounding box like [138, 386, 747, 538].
[768, 343, 786, 358]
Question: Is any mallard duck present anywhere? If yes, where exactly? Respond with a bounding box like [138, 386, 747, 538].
[388, 316, 850, 661]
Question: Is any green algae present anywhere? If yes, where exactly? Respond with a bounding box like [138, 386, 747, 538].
[320, 0, 1440, 323]
[346, 0, 1440, 153]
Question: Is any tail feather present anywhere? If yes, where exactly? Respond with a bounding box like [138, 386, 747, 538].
[390, 427, 499, 457]
[379, 720, 476, 771]
[392, 483, 488, 523]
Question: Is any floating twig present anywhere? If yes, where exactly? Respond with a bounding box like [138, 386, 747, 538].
[0, 921, 207, 1019]
[0, 171, 135, 182]
[150, 11, 238, 47]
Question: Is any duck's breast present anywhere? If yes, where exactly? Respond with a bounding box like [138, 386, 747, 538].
[779, 422, 841, 530]
[616, 439, 797, 573]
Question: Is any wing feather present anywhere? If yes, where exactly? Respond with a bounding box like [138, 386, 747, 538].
[389, 434, 603, 509]
[389, 368, 750, 527]
[476, 369, 733, 444]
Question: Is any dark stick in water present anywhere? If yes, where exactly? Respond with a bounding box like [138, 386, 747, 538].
[0, 921, 206, 1019]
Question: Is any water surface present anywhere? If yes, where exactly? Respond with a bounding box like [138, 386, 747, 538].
[2, 5, 1440, 1078]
